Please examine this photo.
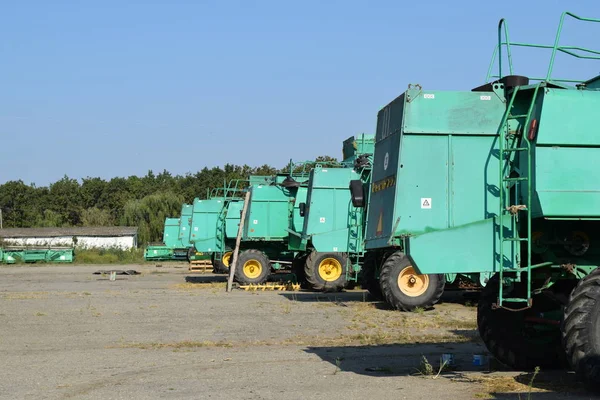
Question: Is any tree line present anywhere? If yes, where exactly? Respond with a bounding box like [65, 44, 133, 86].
[0, 157, 336, 244]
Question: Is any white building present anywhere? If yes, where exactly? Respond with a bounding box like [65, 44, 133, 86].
[0, 227, 138, 250]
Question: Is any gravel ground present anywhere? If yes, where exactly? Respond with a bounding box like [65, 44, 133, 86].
[0, 264, 593, 400]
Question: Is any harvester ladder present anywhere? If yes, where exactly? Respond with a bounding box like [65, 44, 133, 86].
[497, 83, 542, 308]
[215, 205, 227, 261]
[347, 206, 363, 281]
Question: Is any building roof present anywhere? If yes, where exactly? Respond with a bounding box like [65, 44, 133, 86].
[0, 227, 138, 238]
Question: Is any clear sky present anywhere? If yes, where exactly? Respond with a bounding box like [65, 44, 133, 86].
[2, 0, 599, 186]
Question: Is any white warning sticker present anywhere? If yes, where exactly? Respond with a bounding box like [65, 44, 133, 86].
[383, 152, 389, 171]
[253, 220, 258, 225]
[194, 227, 199, 231]
[480, 95, 492, 101]
[319, 217, 326, 223]
[421, 198, 432, 209]
[424, 93, 435, 99]
[333, 247, 338, 251]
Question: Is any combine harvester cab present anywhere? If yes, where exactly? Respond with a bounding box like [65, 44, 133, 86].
[231, 169, 310, 285]
[297, 134, 374, 292]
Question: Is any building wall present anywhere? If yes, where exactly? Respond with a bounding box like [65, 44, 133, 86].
[2, 235, 137, 250]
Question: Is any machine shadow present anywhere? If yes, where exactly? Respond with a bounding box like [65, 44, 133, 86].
[184, 275, 228, 284]
[306, 339, 586, 397]
[279, 288, 481, 309]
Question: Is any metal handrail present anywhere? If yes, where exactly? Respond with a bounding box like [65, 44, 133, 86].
[486, 11, 600, 84]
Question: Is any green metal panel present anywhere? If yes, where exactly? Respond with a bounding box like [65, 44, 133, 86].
[163, 217, 185, 248]
[46, 248, 74, 263]
[407, 216, 516, 274]
[526, 88, 600, 217]
[225, 200, 243, 238]
[190, 197, 226, 252]
[288, 186, 308, 251]
[243, 184, 293, 241]
[144, 245, 174, 261]
[178, 204, 193, 244]
[302, 167, 364, 252]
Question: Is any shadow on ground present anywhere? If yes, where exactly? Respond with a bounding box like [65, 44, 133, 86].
[184, 275, 227, 284]
[306, 341, 588, 399]
[278, 288, 481, 309]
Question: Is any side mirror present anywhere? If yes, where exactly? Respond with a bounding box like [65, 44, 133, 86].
[299, 202, 306, 217]
[350, 180, 364, 207]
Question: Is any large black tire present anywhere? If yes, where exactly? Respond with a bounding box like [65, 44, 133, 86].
[291, 254, 308, 288]
[233, 250, 271, 285]
[562, 267, 600, 390]
[379, 251, 444, 311]
[211, 251, 232, 274]
[361, 252, 382, 300]
[304, 251, 347, 292]
[478, 274, 565, 370]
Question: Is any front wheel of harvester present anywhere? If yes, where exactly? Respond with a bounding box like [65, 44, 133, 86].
[211, 251, 232, 274]
[478, 274, 565, 370]
[379, 251, 444, 311]
[562, 267, 600, 390]
[304, 252, 347, 292]
[233, 250, 271, 285]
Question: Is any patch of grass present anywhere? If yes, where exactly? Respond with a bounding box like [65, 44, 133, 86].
[74, 247, 145, 264]
[172, 282, 227, 291]
[2, 291, 49, 300]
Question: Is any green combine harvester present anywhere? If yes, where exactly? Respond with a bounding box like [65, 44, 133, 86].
[188, 179, 254, 273]
[144, 203, 197, 262]
[358, 11, 600, 388]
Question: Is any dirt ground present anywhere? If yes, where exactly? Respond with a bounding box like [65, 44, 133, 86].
[0, 264, 594, 400]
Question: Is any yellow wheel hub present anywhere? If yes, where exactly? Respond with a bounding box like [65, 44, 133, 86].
[318, 258, 343, 282]
[243, 260, 262, 279]
[398, 266, 429, 297]
[222, 252, 232, 267]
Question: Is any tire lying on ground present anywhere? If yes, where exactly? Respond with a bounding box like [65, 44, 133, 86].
[304, 251, 347, 292]
[379, 251, 444, 311]
[233, 249, 271, 285]
[478, 274, 565, 370]
[562, 267, 600, 390]
[212, 251, 232, 274]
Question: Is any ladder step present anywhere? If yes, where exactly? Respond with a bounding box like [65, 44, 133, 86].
[502, 147, 528, 152]
[508, 114, 528, 119]
[503, 177, 528, 182]
[502, 297, 530, 303]
[503, 237, 529, 242]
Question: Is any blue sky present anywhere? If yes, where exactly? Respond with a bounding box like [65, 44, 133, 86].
[1, 0, 599, 186]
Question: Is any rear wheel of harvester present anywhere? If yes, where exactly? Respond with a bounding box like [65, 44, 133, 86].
[234, 250, 271, 285]
[562, 267, 600, 390]
[361, 252, 382, 300]
[478, 274, 565, 370]
[304, 251, 347, 292]
[211, 251, 232, 274]
[379, 251, 444, 311]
